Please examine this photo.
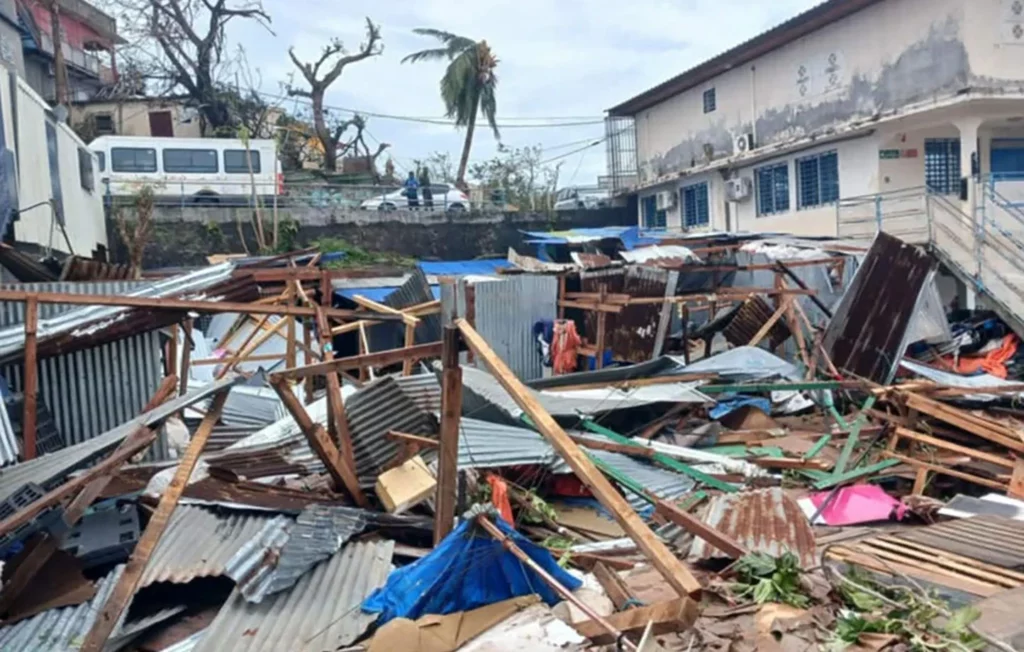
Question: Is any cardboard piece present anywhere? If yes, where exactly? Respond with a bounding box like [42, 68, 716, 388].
[375, 455, 437, 514]
[368, 595, 540, 652]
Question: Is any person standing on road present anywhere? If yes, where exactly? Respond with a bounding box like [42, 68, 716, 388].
[404, 171, 420, 209]
[419, 167, 433, 210]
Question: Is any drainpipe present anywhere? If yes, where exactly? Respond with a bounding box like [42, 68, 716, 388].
[750, 65, 758, 146]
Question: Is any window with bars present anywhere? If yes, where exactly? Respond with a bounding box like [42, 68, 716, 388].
[681, 182, 709, 228]
[796, 150, 839, 208]
[703, 88, 716, 114]
[641, 195, 666, 228]
[924, 139, 961, 193]
[755, 163, 789, 216]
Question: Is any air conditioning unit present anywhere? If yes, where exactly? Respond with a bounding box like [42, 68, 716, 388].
[726, 176, 753, 202]
[733, 132, 755, 155]
[655, 190, 676, 211]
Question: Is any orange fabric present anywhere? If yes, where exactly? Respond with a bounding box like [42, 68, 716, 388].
[551, 320, 582, 375]
[486, 475, 514, 524]
[942, 334, 1019, 379]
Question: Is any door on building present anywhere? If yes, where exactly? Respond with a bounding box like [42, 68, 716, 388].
[990, 139, 1024, 204]
[148, 111, 174, 137]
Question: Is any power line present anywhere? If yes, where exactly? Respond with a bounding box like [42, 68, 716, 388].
[258, 90, 606, 129]
[538, 138, 607, 166]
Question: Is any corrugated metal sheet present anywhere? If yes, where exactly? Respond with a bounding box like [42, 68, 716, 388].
[457, 417, 562, 470]
[0, 280, 163, 459]
[551, 448, 696, 510]
[722, 296, 791, 349]
[140, 505, 278, 588]
[193, 539, 395, 652]
[823, 232, 934, 384]
[0, 395, 16, 466]
[347, 377, 436, 486]
[393, 373, 442, 412]
[0, 376, 242, 506]
[580, 266, 677, 363]
[470, 276, 557, 381]
[687, 488, 816, 568]
[620, 245, 699, 264]
[890, 515, 1024, 568]
[364, 268, 442, 353]
[158, 629, 206, 652]
[227, 505, 367, 603]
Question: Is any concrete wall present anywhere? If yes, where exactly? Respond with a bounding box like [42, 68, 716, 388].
[634, 0, 980, 181]
[0, 0, 24, 77]
[71, 99, 203, 138]
[106, 205, 634, 268]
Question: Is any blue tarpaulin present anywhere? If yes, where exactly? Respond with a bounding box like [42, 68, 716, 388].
[418, 260, 512, 276]
[519, 226, 661, 250]
[334, 285, 441, 302]
[708, 395, 772, 420]
[362, 517, 581, 625]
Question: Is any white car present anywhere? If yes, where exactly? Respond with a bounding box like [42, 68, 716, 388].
[554, 187, 610, 211]
[360, 184, 470, 211]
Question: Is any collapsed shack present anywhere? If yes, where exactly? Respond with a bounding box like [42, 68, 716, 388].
[0, 234, 1021, 650]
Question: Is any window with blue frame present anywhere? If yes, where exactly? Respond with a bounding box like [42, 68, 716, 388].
[924, 139, 961, 193]
[681, 182, 709, 228]
[641, 195, 666, 228]
[796, 150, 839, 208]
[990, 139, 1024, 179]
[755, 163, 789, 216]
[703, 88, 716, 114]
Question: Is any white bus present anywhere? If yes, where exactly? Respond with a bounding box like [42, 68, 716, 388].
[90, 135, 281, 204]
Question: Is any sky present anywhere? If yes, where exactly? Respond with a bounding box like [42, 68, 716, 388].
[227, 0, 823, 187]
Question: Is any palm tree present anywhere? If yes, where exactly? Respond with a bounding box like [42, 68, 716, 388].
[403, 29, 498, 190]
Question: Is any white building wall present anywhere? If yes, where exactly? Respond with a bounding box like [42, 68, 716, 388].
[6, 73, 105, 255]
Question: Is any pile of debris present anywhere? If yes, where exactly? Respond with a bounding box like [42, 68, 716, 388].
[0, 233, 1022, 651]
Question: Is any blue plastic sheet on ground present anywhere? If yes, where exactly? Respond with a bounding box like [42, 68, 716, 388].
[708, 395, 772, 420]
[361, 517, 581, 625]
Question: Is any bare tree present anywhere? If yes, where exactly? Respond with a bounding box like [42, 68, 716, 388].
[108, 0, 273, 134]
[115, 186, 156, 276]
[287, 18, 382, 172]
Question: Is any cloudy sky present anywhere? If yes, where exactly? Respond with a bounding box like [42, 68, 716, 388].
[228, 0, 822, 186]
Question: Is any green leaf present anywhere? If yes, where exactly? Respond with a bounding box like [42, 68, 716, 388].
[944, 606, 980, 635]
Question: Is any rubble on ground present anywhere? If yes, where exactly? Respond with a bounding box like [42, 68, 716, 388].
[0, 233, 1021, 651]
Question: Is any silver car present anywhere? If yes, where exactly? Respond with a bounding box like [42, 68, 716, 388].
[360, 184, 470, 211]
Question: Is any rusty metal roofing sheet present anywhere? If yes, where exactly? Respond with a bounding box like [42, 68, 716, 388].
[580, 266, 677, 363]
[823, 232, 935, 384]
[722, 296, 791, 349]
[687, 488, 816, 568]
[393, 373, 442, 412]
[140, 506, 278, 588]
[890, 515, 1024, 569]
[193, 539, 395, 652]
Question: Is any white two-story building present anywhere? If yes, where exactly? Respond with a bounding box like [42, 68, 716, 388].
[606, 0, 1024, 237]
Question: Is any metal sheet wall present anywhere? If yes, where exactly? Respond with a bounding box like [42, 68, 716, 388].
[0, 281, 165, 455]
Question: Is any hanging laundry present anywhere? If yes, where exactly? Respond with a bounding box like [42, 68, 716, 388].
[550, 320, 582, 375]
[486, 474, 514, 525]
[942, 334, 1019, 379]
[532, 320, 554, 367]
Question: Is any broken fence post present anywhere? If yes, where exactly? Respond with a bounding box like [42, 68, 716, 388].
[434, 325, 462, 546]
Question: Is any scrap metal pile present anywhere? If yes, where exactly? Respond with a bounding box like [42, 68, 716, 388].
[0, 234, 1021, 651]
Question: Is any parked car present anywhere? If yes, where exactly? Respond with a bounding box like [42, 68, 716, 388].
[359, 184, 470, 211]
[553, 187, 610, 211]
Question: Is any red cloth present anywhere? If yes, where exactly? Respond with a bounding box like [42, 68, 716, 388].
[551, 320, 582, 375]
[486, 475, 514, 524]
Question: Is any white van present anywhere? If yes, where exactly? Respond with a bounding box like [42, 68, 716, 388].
[90, 135, 281, 204]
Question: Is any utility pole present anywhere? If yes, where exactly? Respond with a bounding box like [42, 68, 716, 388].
[47, 0, 69, 107]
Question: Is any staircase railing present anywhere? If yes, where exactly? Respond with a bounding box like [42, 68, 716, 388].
[836, 187, 929, 243]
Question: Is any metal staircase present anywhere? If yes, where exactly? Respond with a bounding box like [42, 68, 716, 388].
[836, 184, 1024, 336]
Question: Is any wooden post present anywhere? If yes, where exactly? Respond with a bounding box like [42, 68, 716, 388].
[402, 322, 417, 377]
[457, 319, 702, 598]
[681, 304, 690, 365]
[358, 321, 372, 381]
[434, 326, 462, 545]
[286, 313, 297, 371]
[302, 319, 314, 404]
[704, 300, 717, 358]
[314, 308, 366, 506]
[214, 317, 288, 379]
[81, 390, 231, 652]
[178, 319, 192, 398]
[557, 275, 566, 320]
[320, 269, 331, 307]
[166, 323, 179, 381]
[271, 377, 367, 506]
[595, 284, 608, 370]
[22, 296, 38, 460]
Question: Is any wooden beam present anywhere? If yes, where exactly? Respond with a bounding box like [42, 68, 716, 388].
[0, 290, 406, 322]
[901, 392, 1024, 454]
[331, 319, 378, 335]
[405, 300, 441, 317]
[893, 427, 1015, 469]
[81, 390, 230, 652]
[653, 498, 748, 559]
[22, 296, 38, 460]
[882, 452, 1008, 491]
[314, 308, 363, 502]
[178, 320, 192, 397]
[270, 376, 367, 506]
[272, 341, 444, 381]
[386, 430, 440, 447]
[434, 326, 462, 546]
[592, 562, 634, 611]
[595, 284, 608, 370]
[302, 318, 314, 404]
[573, 597, 699, 645]
[166, 324, 178, 379]
[748, 298, 789, 348]
[1010, 459, 1024, 499]
[215, 316, 288, 379]
[402, 322, 417, 376]
[558, 300, 623, 314]
[351, 294, 419, 326]
[456, 318, 702, 598]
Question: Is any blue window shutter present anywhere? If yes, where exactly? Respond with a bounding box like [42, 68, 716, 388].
[45, 122, 64, 226]
[820, 151, 839, 203]
[774, 166, 790, 211]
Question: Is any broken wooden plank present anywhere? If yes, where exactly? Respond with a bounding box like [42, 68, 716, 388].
[351, 294, 419, 326]
[271, 341, 443, 381]
[748, 298, 789, 348]
[902, 392, 1024, 454]
[458, 319, 702, 598]
[653, 498, 748, 559]
[573, 597, 699, 645]
[81, 390, 230, 652]
[270, 377, 367, 506]
[593, 562, 635, 611]
[434, 325, 462, 545]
